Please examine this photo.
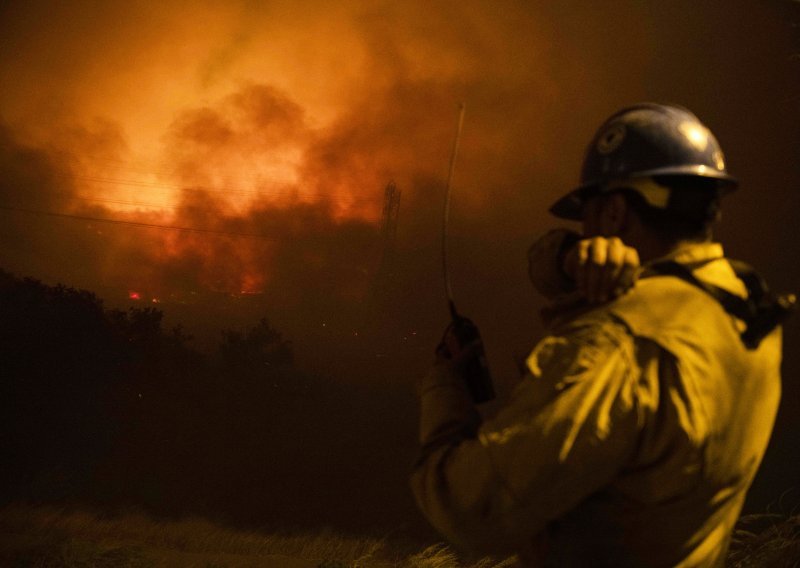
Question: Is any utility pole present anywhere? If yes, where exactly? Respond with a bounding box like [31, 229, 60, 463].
[371, 181, 401, 305]
[379, 181, 401, 266]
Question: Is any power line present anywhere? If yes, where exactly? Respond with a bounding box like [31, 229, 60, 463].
[0, 204, 280, 239]
[40, 152, 375, 204]
[61, 173, 373, 205]
[50, 185, 374, 212]
[47, 152, 289, 185]
[71, 194, 178, 210]
[42, 151, 378, 206]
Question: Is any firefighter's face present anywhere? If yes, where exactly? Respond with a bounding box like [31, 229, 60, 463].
[581, 192, 628, 238]
[581, 195, 604, 237]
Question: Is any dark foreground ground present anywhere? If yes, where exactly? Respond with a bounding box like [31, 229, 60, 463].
[1, 505, 799, 568]
[2, 272, 799, 566]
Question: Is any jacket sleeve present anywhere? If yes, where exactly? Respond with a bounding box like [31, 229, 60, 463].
[410, 320, 641, 556]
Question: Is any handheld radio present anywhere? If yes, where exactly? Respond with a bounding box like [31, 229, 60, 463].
[441, 103, 495, 403]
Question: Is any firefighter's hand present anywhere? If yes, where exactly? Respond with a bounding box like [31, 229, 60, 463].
[435, 321, 482, 366]
[562, 236, 640, 303]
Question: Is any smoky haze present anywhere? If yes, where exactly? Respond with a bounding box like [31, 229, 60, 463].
[0, 0, 798, 524]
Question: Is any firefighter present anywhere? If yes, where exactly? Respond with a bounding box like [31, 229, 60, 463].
[411, 103, 792, 566]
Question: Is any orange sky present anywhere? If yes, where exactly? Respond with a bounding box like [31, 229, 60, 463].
[0, 1, 580, 293]
[0, 1, 796, 302]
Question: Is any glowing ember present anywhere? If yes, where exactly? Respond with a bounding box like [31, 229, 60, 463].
[128, 291, 141, 300]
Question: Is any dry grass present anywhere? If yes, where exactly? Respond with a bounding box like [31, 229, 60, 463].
[404, 544, 517, 568]
[728, 513, 800, 567]
[7, 504, 796, 567]
[0, 505, 513, 568]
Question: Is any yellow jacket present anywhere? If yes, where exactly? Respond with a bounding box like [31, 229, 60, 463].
[411, 231, 782, 567]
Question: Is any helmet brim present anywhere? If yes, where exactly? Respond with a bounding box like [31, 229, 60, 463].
[548, 167, 738, 221]
[548, 186, 595, 221]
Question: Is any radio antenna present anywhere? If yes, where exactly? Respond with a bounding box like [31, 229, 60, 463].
[442, 102, 466, 319]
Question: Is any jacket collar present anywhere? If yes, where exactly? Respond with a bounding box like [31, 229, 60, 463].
[642, 242, 747, 298]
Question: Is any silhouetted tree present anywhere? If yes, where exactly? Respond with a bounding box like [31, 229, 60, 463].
[219, 317, 293, 371]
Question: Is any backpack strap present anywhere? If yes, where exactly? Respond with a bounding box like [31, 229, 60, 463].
[647, 260, 796, 349]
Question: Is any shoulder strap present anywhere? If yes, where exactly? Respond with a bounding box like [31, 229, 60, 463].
[647, 260, 796, 350]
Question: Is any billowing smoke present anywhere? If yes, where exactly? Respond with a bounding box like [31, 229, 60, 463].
[0, 1, 797, 352]
[0, 2, 623, 311]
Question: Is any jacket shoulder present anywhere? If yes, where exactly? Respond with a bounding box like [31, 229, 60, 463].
[605, 275, 738, 345]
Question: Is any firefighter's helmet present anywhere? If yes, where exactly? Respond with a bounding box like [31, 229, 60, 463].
[550, 103, 738, 220]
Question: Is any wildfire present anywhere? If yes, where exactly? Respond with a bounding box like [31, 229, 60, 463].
[60, 80, 387, 296]
[1, 1, 555, 300]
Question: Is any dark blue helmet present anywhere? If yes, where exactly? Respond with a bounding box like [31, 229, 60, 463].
[550, 103, 738, 220]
